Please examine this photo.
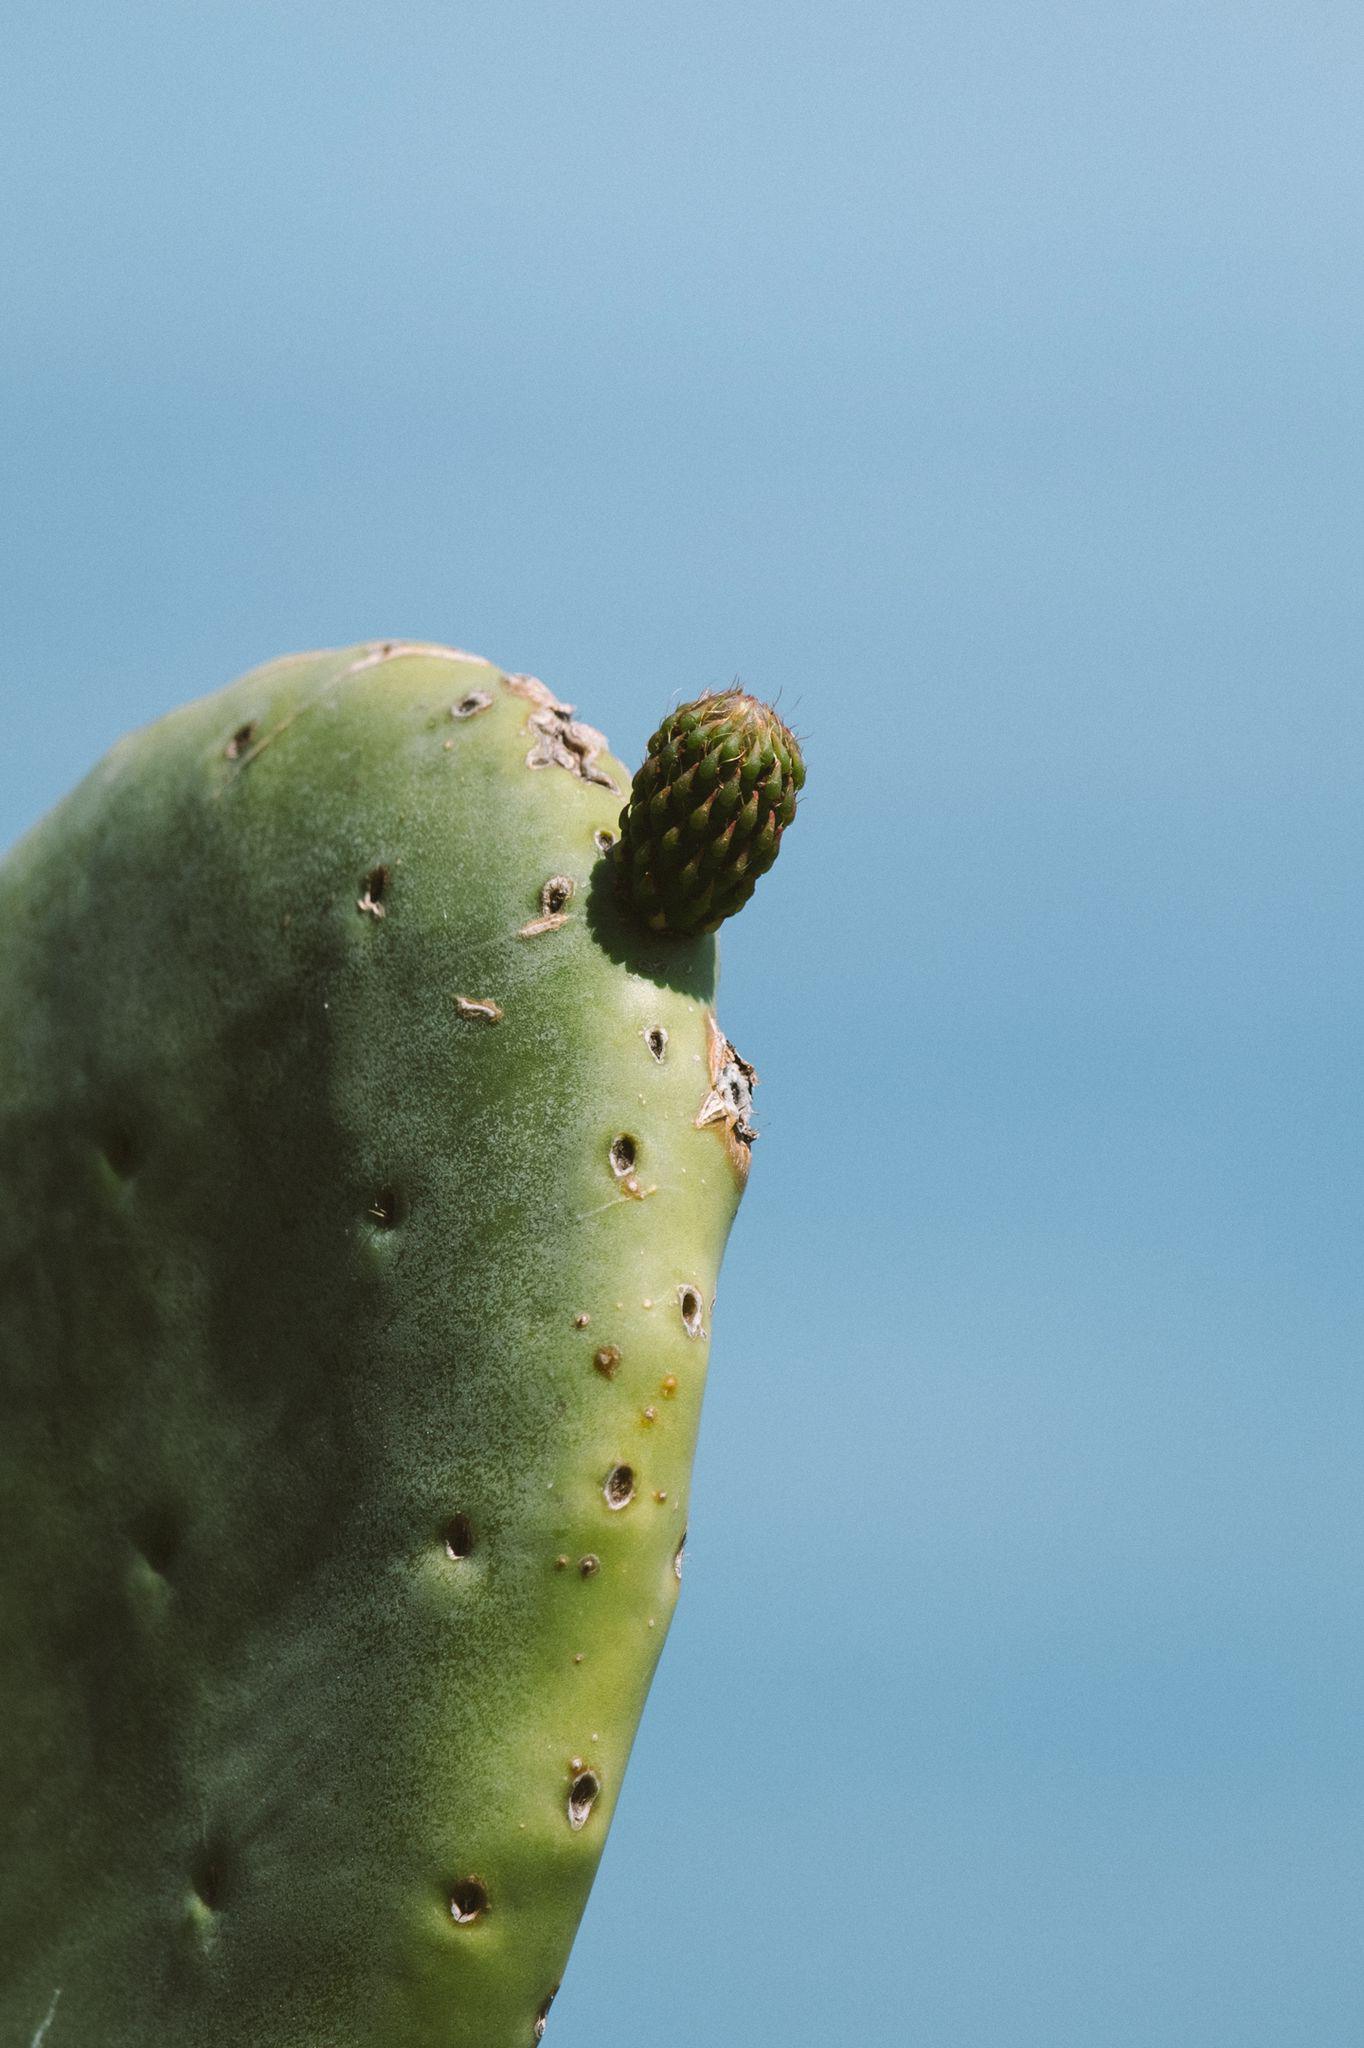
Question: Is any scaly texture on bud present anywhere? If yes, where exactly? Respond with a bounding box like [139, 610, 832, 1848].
[614, 690, 805, 936]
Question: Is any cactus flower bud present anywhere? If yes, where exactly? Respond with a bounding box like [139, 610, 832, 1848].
[614, 689, 805, 936]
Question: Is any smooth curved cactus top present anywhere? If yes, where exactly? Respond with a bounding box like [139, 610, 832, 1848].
[614, 689, 805, 937]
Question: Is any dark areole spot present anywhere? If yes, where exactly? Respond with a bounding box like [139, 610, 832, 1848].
[603, 1464, 635, 1511]
[358, 865, 389, 917]
[609, 1134, 637, 1178]
[567, 1770, 600, 1830]
[534, 1984, 559, 2040]
[443, 1514, 474, 1561]
[368, 1188, 401, 1229]
[448, 1877, 489, 1924]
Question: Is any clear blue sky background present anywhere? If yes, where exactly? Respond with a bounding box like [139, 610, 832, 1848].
[4, 5, 1362, 2043]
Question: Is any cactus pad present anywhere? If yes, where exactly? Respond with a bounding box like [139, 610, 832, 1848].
[0, 645, 797, 2047]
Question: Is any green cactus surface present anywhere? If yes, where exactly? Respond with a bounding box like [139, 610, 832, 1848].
[613, 688, 805, 937]
[0, 644, 790, 2047]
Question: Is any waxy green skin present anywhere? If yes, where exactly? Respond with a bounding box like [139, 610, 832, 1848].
[0, 644, 760, 2047]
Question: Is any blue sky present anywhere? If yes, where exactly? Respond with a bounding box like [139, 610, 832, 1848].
[4, 5, 1363, 2041]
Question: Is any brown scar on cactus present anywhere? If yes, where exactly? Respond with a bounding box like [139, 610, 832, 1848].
[696, 1015, 759, 1177]
[503, 672, 620, 792]
[452, 995, 503, 1023]
[518, 875, 575, 938]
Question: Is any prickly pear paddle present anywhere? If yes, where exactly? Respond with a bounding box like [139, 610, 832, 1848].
[0, 644, 801, 2048]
